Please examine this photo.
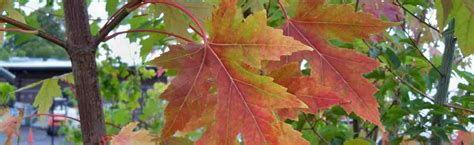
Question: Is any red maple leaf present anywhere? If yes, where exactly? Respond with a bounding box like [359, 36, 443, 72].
[153, 0, 311, 144]
[269, 0, 396, 127]
[269, 63, 347, 120]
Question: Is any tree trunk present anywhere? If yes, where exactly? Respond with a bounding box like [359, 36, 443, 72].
[69, 52, 105, 145]
[430, 20, 456, 145]
[63, 0, 105, 144]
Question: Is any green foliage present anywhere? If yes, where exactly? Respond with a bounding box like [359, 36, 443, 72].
[1, 6, 67, 60]
[33, 78, 61, 115]
[343, 138, 371, 145]
[0, 82, 15, 104]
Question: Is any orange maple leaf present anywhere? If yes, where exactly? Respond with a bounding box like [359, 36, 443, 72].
[276, 121, 309, 145]
[269, 63, 346, 120]
[270, 0, 396, 127]
[153, 0, 311, 144]
[0, 109, 23, 145]
[110, 122, 154, 145]
[453, 131, 474, 145]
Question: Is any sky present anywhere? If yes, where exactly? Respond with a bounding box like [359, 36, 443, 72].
[23, 0, 143, 65]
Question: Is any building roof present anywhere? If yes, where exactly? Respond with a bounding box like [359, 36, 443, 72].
[0, 57, 71, 69]
[0, 67, 16, 82]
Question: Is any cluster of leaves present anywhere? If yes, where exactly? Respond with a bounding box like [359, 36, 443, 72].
[149, 0, 394, 144]
[0, 0, 68, 60]
[0, 83, 15, 104]
[146, 0, 474, 144]
[61, 47, 170, 144]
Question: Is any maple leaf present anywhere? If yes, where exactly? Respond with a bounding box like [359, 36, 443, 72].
[242, 0, 268, 12]
[160, 137, 194, 145]
[452, 0, 474, 56]
[0, 109, 23, 145]
[453, 131, 474, 145]
[110, 122, 155, 145]
[360, 0, 402, 22]
[270, 0, 395, 127]
[276, 122, 309, 145]
[435, 0, 474, 56]
[435, 0, 453, 30]
[33, 78, 62, 115]
[153, 0, 311, 144]
[150, 0, 214, 43]
[344, 138, 370, 145]
[269, 63, 346, 120]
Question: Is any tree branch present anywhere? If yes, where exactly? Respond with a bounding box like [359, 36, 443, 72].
[30, 114, 121, 129]
[361, 39, 474, 114]
[104, 29, 193, 42]
[145, 0, 207, 40]
[95, 0, 144, 44]
[394, 0, 440, 33]
[431, 20, 456, 145]
[302, 114, 330, 144]
[0, 16, 67, 49]
[0, 28, 38, 33]
[400, 28, 444, 77]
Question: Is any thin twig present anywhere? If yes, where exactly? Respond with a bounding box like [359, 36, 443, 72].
[96, 0, 144, 44]
[394, 0, 440, 33]
[104, 29, 194, 42]
[444, 103, 474, 112]
[384, 64, 435, 102]
[302, 114, 330, 144]
[277, 0, 290, 20]
[189, 24, 204, 38]
[364, 41, 474, 113]
[355, 0, 360, 11]
[385, 66, 474, 113]
[0, 16, 67, 49]
[0, 28, 38, 33]
[146, 0, 207, 41]
[30, 113, 121, 129]
[400, 28, 443, 76]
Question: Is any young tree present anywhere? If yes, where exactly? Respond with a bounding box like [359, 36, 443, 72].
[1, 0, 473, 145]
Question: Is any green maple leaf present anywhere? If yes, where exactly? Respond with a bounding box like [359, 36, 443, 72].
[153, 0, 213, 43]
[453, 0, 474, 56]
[33, 78, 61, 115]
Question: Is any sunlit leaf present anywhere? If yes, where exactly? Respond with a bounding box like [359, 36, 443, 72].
[33, 78, 61, 114]
[111, 122, 155, 145]
[152, 0, 311, 144]
[269, 0, 395, 127]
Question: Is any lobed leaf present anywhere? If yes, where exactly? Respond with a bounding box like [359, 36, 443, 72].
[268, 0, 395, 127]
[0, 109, 23, 145]
[110, 122, 155, 145]
[33, 78, 61, 115]
[269, 63, 346, 120]
[360, 0, 402, 22]
[154, 0, 311, 144]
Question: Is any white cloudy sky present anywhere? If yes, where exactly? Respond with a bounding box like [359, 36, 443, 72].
[22, 0, 143, 65]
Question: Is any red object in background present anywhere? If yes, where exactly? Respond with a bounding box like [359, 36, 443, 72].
[28, 127, 33, 145]
[47, 115, 67, 126]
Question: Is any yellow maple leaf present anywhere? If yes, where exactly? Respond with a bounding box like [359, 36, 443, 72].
[111, 122, 155, 145]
